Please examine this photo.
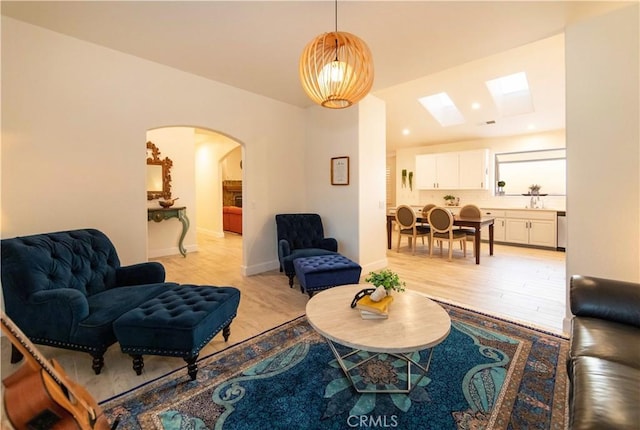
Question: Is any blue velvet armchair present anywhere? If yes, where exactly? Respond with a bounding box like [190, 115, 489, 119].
[275, 213, 338, 287]
[1, 229, 176, 374]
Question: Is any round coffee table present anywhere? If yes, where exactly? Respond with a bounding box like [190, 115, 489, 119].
[306, 284, 451, 393]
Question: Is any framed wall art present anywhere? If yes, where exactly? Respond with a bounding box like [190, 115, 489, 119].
[331, 156, 350, 185]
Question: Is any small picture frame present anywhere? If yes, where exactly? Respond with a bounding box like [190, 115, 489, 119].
[331, 156, 350, 185]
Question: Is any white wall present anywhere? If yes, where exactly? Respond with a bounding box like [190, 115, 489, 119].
[304, 95, 388, 272]
[565, 6, 639, 287]
[305, 104, 361, 261]
[222, 147, 242, 181]
[1, 17, 306, 274]
[395, 130, 567, 210]
[358, 96, 388, 272]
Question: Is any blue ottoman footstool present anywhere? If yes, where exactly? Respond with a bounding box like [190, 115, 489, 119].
[293, 254, 362, 297]
[113, 284, 241, 380]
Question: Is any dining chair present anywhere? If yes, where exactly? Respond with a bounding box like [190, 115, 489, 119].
[427, 207, 467, 261]
[458, 204, 482, 257]
[395, 205, 430, 255]
[420, 203, 436, 227]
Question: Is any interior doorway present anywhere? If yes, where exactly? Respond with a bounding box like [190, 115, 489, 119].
[146, 126, 244, 268]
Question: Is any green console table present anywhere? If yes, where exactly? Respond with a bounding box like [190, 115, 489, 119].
[148, 206, 190, 257]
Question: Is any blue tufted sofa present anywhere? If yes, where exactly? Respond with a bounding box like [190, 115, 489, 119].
[275, 213, 338, 287]
[1, 229, 176, 374]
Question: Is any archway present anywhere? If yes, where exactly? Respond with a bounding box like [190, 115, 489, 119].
[146, 126, 244, 268]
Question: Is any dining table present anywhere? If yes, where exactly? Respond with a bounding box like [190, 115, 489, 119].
[386, 213, 495, 264]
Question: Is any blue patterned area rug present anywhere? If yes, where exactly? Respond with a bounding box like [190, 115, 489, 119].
[101, 303, 568, 429]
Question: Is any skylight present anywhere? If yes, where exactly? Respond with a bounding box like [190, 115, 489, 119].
[418, 92, 465, 127]
[485, 72, 534, 117]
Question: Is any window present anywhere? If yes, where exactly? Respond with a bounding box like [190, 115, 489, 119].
[386, 158, 396, 208]
[495, 149, 566, 195]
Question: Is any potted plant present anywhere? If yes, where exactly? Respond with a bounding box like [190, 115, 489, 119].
[401, 169, 407, 188]
[529, 184, 541, 195]
[443, 194, 456, 206]
[497, 180, 506, 195]
[365, 269, 406, 294]
[408, 171, 414, 191]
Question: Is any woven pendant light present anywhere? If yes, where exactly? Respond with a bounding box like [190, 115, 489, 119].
[299, 3, 374, 108]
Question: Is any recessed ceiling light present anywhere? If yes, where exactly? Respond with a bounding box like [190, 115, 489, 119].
[418, 92, 465, 127]
[527, 124, 536, 130]
[471, 102, 481, 110]
[402, 128, 410, 136]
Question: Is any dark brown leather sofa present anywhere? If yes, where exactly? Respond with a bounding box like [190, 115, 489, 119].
[568, 275, 640, 430]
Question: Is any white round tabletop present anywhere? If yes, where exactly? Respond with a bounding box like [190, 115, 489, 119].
[305, 284, 451, 354]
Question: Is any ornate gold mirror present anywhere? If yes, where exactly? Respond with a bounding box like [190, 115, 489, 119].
[146, 141, 172, 200]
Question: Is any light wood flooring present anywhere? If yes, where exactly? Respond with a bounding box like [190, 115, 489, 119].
[0, 231, 566, 408]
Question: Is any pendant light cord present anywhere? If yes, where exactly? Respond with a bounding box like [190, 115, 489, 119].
[334, 0, 339, 61]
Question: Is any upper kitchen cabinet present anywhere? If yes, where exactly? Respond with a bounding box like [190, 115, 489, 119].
[416, 149, 488, 190]
[458, 150, 489, 189]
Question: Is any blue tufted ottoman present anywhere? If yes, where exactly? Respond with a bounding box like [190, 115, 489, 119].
[113, 284, 240, 380]
[293, 254, 362, 297]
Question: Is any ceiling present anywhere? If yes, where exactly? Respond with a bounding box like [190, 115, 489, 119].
[2, 1, 633, 153]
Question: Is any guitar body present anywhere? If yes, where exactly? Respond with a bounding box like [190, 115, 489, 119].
[4, 362, 79, 429]
[1, 313, 112, 430]
[3, 359, 110, 430]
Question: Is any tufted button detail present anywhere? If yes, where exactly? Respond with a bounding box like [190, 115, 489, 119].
[113, 285, 241, 359]
[293, 254, 362, 294]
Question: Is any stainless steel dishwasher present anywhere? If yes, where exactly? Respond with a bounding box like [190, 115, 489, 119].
[557, 211, 567, 251]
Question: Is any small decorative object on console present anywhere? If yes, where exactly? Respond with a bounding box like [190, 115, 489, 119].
[159, 197, 179, 208]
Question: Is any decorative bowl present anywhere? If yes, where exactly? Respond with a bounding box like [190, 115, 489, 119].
[159, 198, 178, 208]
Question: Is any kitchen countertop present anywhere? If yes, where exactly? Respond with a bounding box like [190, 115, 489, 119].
[390, 206, 564, 212]
[481, 207, 563, 213]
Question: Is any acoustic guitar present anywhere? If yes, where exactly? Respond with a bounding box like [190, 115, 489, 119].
[1, 313, 115, 430]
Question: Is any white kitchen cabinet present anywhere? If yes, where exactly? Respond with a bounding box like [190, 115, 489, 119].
[458, 150, 489, 189]
[528, 220, 557, 247]
[415, 154, 437, 189]
[415, 149, 488, 190]
[434, 152, 459, 188]
[480, 209, 506, 242]
[504, 210, 557, 248]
